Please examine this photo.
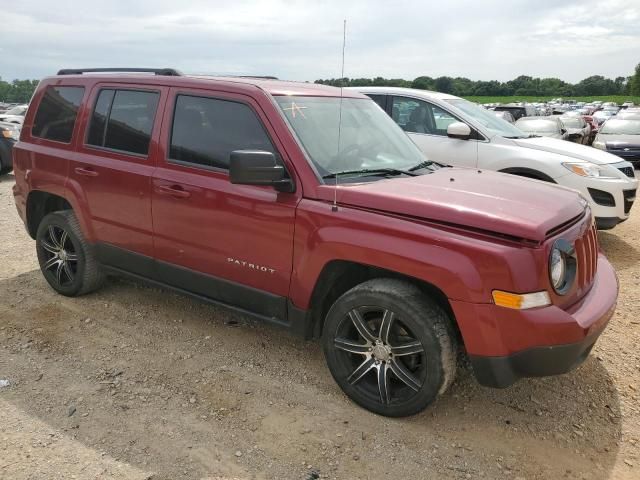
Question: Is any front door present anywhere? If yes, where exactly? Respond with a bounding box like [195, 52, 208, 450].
[390, 96, 480, 169]
[151, 88, 299, 320]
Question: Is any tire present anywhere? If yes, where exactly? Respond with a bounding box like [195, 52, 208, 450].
[0, 144, 13, 175]
[35, 210, 104, 296]
[322, 278, 457, 417]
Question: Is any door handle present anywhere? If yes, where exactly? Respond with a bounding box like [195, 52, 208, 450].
[75, 167, 99, 177]
[156, 185, 191, 199]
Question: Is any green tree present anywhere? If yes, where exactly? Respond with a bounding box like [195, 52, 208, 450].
[630, 63, 640, 96]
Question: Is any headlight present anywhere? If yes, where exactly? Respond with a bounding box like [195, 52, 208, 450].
[0, 127, 19, 140]
[592, 140, 606, 150]
[562, 162, 618, 178]
[550, 248, 565, 290]
[549, 239, 577, 295]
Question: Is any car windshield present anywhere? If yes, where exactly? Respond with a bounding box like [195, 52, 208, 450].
[599, 120, 640, 135]
[275, 96, 430, 180]
[5, 106, 26, 115]
[560, 117, 583, 128]
[444, 99, 528, 138]
[515, 119, 558, 134]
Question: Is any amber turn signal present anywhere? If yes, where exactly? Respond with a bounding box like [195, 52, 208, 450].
[492, 290, 551, 310]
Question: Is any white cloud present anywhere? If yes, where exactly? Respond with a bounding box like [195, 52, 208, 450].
[1, 0, 639, 82]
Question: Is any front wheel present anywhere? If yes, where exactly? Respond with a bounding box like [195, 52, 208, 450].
[36, 211, 104, 296]
[322, 278, 457, 417]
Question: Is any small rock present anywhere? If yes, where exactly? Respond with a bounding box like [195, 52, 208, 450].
[35, 373, 43, 382]
[68, 406, 77, 417]
[235, 450, 242, 457]
[0, 379, 10, 388]
[624, 459, 634, 467]
[189, 397, 196, 404]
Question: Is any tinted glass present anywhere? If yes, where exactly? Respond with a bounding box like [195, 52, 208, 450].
[169, 95, 275, 169]
[103, 90, 159, 155]
[391, 97, 460, 136]
[366, 94, 386, 110]
[87, 89, 115, 146]
[32, 86, 85, 143]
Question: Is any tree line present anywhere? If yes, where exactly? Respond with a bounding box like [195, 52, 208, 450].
[2, 64, 640, 102]
[316, 64, 640, 97]
[0, 78, 40, 103]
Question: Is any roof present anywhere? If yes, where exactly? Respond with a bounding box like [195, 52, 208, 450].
[347, 86, 461, 101]
[49, 71, 367, 98]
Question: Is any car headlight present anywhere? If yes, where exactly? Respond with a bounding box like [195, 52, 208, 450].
[0, 127, 19, 140]
[562, 162, 618, 178]
[549, 239, 576, 295]
[592, 140, 606, 150]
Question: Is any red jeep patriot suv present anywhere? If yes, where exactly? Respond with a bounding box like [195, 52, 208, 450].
[12, 68, 618, 417]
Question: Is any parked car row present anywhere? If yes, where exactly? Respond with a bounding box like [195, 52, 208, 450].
[9, 68, 625, 417]
[0, 104, 28, 124]
[354, 86, 637, 230]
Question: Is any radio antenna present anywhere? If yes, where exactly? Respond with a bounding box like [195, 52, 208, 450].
[332, 19, 347, 213]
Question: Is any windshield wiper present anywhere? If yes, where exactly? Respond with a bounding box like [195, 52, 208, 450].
[527, 134, 542, 138]
[322, 168, 418, 180]
[408, 160, 435, 171]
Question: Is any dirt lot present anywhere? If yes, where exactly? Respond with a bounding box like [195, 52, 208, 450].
[0, 172, 638, 480]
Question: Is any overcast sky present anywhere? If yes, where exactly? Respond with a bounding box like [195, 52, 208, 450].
[2, 0, 639, 83]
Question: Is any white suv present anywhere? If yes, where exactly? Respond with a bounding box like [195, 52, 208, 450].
[353, 87, 638, 229]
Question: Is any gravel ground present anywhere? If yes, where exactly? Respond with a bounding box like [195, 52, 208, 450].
[0, 172, 638, 480]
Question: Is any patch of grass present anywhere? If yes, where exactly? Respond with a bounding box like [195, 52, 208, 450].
[463, 95, 640, 104]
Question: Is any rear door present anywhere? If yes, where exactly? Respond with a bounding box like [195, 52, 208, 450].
[390, 95, 480, 168]
[70, 84, 168, 276]
[151, 87, 299, 320]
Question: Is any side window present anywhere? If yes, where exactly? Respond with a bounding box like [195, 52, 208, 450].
[366, 94, 387, 111]
[32, 86, 85, 143]
[87, 89, 159, 156]
[430, 104, 458, 135]
[169, 94, 275, 170]
[391, 97, 436, 134]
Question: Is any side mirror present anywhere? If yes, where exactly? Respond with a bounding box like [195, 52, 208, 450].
[229, 150, 294, 192]
[447, 122, 472, 140]
[560, 128, 567, 135]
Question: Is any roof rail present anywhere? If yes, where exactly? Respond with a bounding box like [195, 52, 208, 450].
[237, 75, 278, 80]
[56, 68, 182, 76]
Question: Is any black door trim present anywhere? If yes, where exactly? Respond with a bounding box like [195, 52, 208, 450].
[95, 242, 312, 337]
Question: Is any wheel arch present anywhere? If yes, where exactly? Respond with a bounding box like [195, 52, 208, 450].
[26, 190, 73, 239]
[306, 260, 463, 348]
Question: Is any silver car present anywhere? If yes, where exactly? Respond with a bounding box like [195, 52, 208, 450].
[593, 118, 640, 167]
[559, 116, 591, 145]
[515, 116, 569, 140]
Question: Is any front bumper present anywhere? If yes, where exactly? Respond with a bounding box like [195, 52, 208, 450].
[556, 171, 637, 226]
[451, 254, 618, 388]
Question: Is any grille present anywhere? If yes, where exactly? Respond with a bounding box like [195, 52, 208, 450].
[623, 188, 637, 214]
[608, 144, 640, 151]
[618, 166, 635, 178]
[573, 224, 598, 290]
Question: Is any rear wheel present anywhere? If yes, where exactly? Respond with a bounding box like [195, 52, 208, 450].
[322, 278, 457, 417]
[36, 211, 104, 296]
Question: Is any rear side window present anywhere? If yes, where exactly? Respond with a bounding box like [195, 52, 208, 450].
[87, 89, 159, 156]
[32, 86, 85, 143]
[169, 95, 275, 170]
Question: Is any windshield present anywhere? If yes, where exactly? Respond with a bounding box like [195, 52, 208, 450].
[600, 119, 640, 135]
[5, 106, 26, 116]
[560, 117, 583, 128]
[275, 96, 428, 180]
[444, 99, 527, 138]
[515, 119, 558, 134]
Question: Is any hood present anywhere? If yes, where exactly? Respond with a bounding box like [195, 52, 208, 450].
[335, 168, 586, 242]
[512, 135, 622, 165]
[602, 134, 640, 147]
